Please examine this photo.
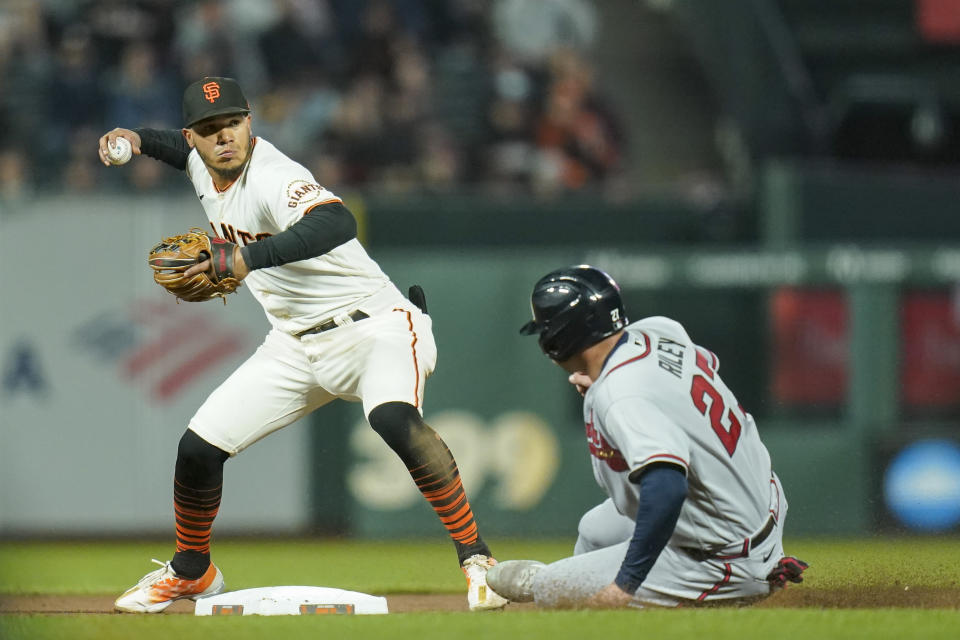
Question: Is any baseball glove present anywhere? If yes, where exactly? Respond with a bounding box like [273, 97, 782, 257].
[148, 228, 242, 303]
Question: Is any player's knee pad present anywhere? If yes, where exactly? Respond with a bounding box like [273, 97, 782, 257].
[176, 429, 229, 487]
[367, 401, 424, 451]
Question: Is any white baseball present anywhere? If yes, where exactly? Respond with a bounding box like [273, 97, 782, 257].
[107, 137, 132, 165]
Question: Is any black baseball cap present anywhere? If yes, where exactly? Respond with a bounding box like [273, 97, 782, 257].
[182, 77, 250, 128]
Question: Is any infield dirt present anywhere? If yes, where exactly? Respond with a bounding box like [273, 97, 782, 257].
[2, 586, 958, 614]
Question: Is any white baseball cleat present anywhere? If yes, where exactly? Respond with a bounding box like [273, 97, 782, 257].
[462, 554, 509, 611]
[485, 559, 546, 603]
[114, 559, 225, 613]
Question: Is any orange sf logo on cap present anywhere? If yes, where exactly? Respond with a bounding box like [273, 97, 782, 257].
[202, 81, 221, 103]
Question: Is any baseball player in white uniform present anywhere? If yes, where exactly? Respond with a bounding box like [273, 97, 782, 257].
[488, 265, 807, 608]
[98, 77, 506, 613]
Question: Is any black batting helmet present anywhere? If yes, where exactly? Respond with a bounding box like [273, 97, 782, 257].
[519, 265, 628, 362]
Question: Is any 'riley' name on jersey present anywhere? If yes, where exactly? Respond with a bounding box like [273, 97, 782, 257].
[657, 337, 687, 379]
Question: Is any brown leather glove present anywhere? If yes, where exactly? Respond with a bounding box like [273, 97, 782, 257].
[148, 228, 242, 303]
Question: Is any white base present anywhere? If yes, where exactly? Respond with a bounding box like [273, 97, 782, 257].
[194, 586, 389, 616]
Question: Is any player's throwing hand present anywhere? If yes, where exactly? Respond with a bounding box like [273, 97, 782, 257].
[97, 128, 142, 166]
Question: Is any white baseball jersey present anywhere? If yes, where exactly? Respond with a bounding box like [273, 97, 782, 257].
[185, 137, 397, 334]
[583, 316, 776, 551]
[182, 137, 435, 454]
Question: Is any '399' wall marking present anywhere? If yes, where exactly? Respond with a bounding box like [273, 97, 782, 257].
[348, 410, 560, 511]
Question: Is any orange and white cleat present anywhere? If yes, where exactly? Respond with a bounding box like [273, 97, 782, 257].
[462, 554, 509, 611]
[114, 559, 224, 613]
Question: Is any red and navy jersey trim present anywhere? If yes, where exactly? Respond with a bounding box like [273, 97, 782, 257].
[601, 331, 652, 381]
[637, 452, 689, 470]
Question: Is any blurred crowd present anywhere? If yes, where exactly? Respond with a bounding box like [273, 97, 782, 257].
[0, 0, 626, 199]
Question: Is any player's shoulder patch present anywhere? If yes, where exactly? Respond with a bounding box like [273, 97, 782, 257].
[284, 178, 334, 209]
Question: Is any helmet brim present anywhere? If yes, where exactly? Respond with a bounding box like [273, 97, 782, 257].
[519, 320, 541, 335]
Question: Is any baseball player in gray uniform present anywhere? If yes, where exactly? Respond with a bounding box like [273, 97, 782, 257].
[488, 265, 808, 608]
[98, 77, 506, 612]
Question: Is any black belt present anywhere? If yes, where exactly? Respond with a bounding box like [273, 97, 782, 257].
[295, 310, 369, 337]
[682, 515, 776, 562]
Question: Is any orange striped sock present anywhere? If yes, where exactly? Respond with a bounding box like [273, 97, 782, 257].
[407, 443, 491, 564]
[173, 479, 221, 560]
[368, 404, 492, 565]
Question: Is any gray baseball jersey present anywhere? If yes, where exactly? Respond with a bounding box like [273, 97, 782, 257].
[527, 315, 787, 606]
[583, 316, 777, 551]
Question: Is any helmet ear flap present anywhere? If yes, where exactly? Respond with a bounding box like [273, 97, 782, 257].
[538, 319, 586, 362]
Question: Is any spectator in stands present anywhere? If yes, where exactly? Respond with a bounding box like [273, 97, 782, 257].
[259, 0, 339, 85]
[0, 0, 53, 190]
[6, 0, 624, 195]
[483, 54, 537, 193]
[173, 0, 242, 81]
[491, 0, 597, 66]
[63, 126, 102, 193]
[103, 42, 180, 131]
[531, 48, 623, 194]
[48, 25, 103, 140]
[0, 148, 29, 201]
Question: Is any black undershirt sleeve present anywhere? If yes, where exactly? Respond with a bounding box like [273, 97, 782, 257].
[133, 128, 191, 171]
[240, 201, 358, 270]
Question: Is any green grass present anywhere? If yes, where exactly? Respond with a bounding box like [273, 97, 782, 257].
[0, 539, 575, 595]
[771, 538, 960, 589]
[2, 609, 959, 640]
[1, 537, 958, 640]
[3, 537, 958, 594]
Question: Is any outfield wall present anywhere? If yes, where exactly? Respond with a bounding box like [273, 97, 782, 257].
[1, 197, 957, 538]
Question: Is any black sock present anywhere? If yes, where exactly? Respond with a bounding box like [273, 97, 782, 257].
[456, 536, 493, 565]
[171, 549, 211, 580]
